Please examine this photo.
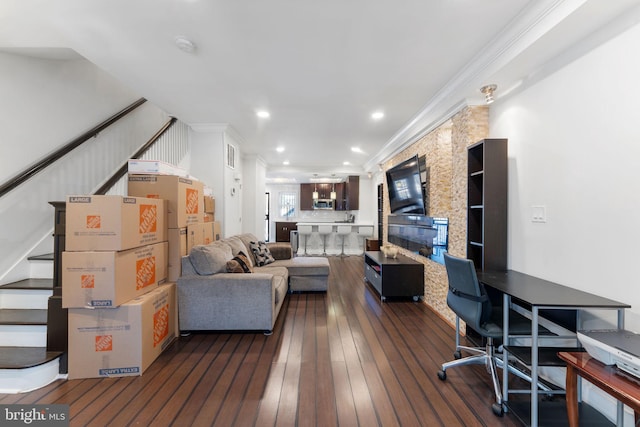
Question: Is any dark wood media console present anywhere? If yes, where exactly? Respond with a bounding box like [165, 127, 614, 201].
[364, 251, 424, 302]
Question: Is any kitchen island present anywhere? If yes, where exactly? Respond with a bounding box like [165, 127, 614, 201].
[294, 222, 374, 256]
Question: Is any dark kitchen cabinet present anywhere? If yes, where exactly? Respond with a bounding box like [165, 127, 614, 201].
[275, 222, 297, 242]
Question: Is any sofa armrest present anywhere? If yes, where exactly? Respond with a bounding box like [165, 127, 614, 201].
[266, 242, 292, 260]
[177, 273, 278, 331]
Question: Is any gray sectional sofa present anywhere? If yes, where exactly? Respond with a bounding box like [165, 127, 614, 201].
[177, 233, 330, 333]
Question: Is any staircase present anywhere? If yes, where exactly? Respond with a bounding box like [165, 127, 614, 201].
[0, 254, 65, 393]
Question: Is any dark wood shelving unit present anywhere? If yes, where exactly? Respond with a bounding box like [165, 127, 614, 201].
[377, 183, 383, 246]
[466, 138, 507, 271]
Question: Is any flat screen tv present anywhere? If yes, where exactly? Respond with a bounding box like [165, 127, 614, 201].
[386, 155, 426, 215]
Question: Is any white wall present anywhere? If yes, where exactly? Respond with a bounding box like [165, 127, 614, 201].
[0, 53, 141, 183]
[491, 19, 640, 424]
[223, 131, 243, 237]
[242, 154, 267, 239]
[189, 128, 225, 230]
[0, 53, 168, 284]
[491, 19, 640, 330]
[189, 126, 245, 239]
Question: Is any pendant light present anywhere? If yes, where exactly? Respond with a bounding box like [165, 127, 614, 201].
[312, 182, 319, 200]
[330, 183, 336, 200]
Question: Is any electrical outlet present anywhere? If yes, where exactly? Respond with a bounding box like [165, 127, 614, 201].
[532, 205, 546, 223]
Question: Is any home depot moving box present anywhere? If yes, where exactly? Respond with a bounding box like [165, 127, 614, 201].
[204, 196, 215, 214]
[66, 195, 167, 251]
[128, 175, 204, 229]
[127, 159, 187, 177]
[213, 221, 221, 241]
[167, 228, 187, 281]
[186, 222, 215, 253]
[68, 283, 177, 380]
[62, 242, 168, 308]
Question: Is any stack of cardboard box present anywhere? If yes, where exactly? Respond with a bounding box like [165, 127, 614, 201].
[185, 194, 220, 255]
[63, 195, 177, 379]
[128, 174, 206, 281]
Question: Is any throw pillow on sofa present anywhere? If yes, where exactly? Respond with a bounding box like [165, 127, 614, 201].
[226, 251, 253, 273]
[250, 240, 275, 266]
[189, 243, 233, 275]
[225, 236, 254, 268]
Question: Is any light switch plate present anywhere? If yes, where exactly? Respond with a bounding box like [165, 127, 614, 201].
[532, 205, 546, 223]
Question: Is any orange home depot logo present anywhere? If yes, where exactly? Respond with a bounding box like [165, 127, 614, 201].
[145, 194, 160, 199]
[185, 188, 199, 214]
[95, 335, 113, 352]
[86, 215, 101, 229]
[153, 304, 169, 347]
[81, 275, 95, 289]
[139, 204, 157, 233]
[136, 256, 156, 290]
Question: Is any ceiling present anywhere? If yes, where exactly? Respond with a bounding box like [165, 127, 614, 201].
[2, 0, 639, 183]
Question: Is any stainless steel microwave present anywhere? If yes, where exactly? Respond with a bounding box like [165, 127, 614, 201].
[313, 199, 335, 210]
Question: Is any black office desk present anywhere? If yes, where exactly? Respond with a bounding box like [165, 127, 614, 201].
[477, 270, 630, 427]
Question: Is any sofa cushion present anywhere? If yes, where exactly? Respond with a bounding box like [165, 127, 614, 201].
[224, 236, 253, 268]
[226, 252, 253, 273]
[271, 257, 330, 276]
[250, 240, 275, 266]
[189, 243, 233, 275]
[237, 233, 260, 265]
[266, 242, 292, 260]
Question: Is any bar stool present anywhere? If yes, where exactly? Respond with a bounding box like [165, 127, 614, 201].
[336, 225, 352, 257]
[318, 224, 333, 256]
[357, 226, 374, 254]
[297, 225, 313, 256]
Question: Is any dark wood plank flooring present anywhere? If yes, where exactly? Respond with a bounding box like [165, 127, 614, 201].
[0, 255, 528, 426]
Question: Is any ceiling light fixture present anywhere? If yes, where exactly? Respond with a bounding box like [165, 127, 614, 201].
[343, 161, 350, 166]
[312, 174, 319, 199]
[276, 146, 285, 153]
[480, 84, 497, 104]
[283, 160, 289, 165]
[371, 111, 384, 120]
[174, 36, 196, 53]
[256, 110, 270, 118]
[351, 147, 362, 153]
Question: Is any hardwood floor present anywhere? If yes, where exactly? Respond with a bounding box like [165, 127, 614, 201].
[0, 255, 526, 426]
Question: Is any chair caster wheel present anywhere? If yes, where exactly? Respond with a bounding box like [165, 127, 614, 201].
[437, 370, 446, 381]
[453, 350, 462, 359]
[491, 403, 504, 417]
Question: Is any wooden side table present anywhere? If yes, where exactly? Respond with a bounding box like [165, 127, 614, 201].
[558, 351, 640, 427]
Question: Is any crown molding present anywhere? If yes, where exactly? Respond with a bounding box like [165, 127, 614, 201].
[366, 0, 586, 170]
[188, 122, 229, 133]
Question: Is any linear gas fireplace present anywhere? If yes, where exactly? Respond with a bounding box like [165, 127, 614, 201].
[387, 215, 448, 265]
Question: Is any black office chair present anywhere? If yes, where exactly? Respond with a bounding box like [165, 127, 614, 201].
[437, 253, 506, 416]
[437, 253, 556, 416]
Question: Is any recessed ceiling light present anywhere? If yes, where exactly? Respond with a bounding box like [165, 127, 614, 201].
[371, 111, 384, 120]
[343, 161, 350, 166]
[351, 147, 362, 153]
[256, 111, 270, 118]
[283, 160, 290, 165]
[276, 146, 285, 153]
